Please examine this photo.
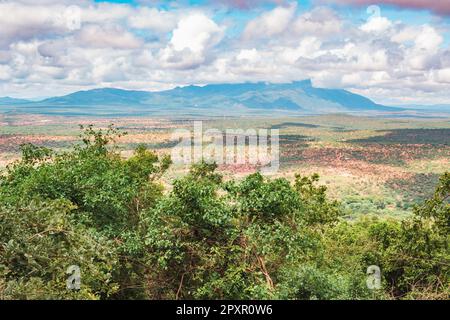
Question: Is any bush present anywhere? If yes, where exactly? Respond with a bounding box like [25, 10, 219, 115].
[0, 199, 118, 299]
[0, 125, 447, 300]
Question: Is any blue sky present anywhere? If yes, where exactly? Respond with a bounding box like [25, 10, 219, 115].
[1, 0, 450, 105]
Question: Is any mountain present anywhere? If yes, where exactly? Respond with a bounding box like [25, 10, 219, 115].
[0, 97, 30, 105]
[0, 80, 400, 116]
[40, 88, 152, 106]
[394, 104, 450, 113]
[157, 80, 394, 111]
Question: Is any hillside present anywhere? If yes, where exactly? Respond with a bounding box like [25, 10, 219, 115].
[0, 97, 30, 105]
[0, 80, 399, 116]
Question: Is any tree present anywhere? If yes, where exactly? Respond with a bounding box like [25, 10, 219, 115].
[0, 199, 118, 299]
[145, 165, 351, 299]
[0, 124, 447, 300]
[0, 126, 170, 299]
[369, 172, 449, 299]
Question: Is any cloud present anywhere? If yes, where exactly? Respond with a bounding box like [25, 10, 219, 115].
[325, 0, 450, 16]
[75, 25, 143, 49]
[0, 65, 12, 81]
[1, 0, 450, 105]
[171, 14, 224, 53]
[292, 7, 343, 37]
[159, 13, 225, 69]
[237, 48, 260, 61]
[0, 2, 69, 48]
[212, 0, 286, 9]
[242, 3, 297, 40]
[128, 8, 178, 33]
[360, 16, 393, 33]
[280, 37, 323, 63]
[407, 25, 443, 70]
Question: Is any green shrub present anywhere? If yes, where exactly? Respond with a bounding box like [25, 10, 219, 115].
[0, 125, 447, 300]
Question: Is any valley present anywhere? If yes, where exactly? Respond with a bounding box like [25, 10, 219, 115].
[1, 113, 448, 218]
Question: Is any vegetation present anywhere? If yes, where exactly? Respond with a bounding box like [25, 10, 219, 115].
[0, 126, 448, 300]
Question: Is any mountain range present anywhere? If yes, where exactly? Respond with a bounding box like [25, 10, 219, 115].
[0, 80, 443, 117]
[0, 97, 30, 105]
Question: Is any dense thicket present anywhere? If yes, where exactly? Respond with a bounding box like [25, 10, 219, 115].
[0, 126, 448, 300]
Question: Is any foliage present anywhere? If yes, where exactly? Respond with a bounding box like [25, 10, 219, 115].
[368, 172, 449, 299]
[0, 199, 118, 299]
[0, 125, 170, 299]
[0, 125, 448, 300]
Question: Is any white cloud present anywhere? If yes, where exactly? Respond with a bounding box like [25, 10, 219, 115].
[292, 7, 343, 37]
[407, 25, 443, 70]
[75, 25, 143, 49]
[435, 68, 450, 83]
[170, 13, 224, 53]
[128, 8, 178, 33]
[356, 49, 389, 71]
[1, 1, 450, 105]
[391, 25, 420, 44]
[243, 3, 297, 40]
[237, 49, 260, 61]
[158, 13, 225, 69]
[0, 2, 68, 47]
[414, 25, 443, 52]
[0, 65, 12, 81]
[80, 3, 132, 24]
[280, 37, 323, 63]
[360, 16, 393, 33]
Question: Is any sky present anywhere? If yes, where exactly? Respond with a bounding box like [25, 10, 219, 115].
[1, 0, 450, 105]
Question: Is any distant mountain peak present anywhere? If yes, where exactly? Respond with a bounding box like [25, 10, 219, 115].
[0, 80, 400, 116]
[0, 97, 30, 105]
[293, 79, 312, 86]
